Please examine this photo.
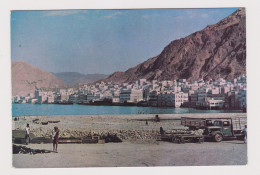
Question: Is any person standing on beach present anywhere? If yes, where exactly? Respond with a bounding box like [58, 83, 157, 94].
[51, 126, 59, 152]
[160, 127, 164, 134]
[242, 125, 247, 143]
[25, 124, 30, 145]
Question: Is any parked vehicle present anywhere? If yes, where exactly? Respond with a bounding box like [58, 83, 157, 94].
[181, 117, 247, 142]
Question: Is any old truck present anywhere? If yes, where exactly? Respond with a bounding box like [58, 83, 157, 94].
[181, 117, 247, 142]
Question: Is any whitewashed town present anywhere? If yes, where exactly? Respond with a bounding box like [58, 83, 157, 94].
[12, 74, 247, 110]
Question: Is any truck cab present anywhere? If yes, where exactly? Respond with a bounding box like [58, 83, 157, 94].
[203, 120, 233, 142]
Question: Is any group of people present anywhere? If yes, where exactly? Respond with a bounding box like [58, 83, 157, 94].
[25, 124, 59, 152]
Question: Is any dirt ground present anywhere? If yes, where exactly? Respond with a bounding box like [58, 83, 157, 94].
[12, 113, 247, 167]
[13, 140, 247, 168]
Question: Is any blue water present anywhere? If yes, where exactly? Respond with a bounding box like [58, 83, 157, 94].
[12, 103, 242, 116]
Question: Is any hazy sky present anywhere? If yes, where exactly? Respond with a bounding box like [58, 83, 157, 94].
[11, 8, 237, 75]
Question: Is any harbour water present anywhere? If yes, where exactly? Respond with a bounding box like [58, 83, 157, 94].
[12, 103, 243, 116]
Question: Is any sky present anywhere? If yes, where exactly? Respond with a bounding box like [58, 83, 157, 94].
[11, 8, 238, 75]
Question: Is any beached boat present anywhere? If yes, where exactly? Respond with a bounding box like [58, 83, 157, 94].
[41, 122, 48, 125]
[48, 120, 60, 123]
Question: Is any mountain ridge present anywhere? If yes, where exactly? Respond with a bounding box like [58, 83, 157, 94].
[12, 61, 67, 96]
[100, 8, 246, 83]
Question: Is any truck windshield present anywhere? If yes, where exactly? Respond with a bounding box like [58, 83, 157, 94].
[213, 121, 222, 126]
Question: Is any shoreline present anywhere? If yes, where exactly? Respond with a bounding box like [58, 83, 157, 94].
[12, 112, 247, 118]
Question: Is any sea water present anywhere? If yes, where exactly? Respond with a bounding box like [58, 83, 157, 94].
[12, 103, 242, 116]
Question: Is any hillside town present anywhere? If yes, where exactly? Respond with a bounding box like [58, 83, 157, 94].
[12, 74, 247, 110]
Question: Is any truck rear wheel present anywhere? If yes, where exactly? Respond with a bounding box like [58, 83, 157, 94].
[171, 137, 175, 143]
[198, 137, 204, 143]
[214, 133, 223, 142]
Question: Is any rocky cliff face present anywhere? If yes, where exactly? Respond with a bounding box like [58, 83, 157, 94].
[12, 61, 67, 96]
[102, 8, 246, 83]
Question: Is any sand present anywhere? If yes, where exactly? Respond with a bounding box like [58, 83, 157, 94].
[13, 141, 247, 168]
[12, 113, 247, 167]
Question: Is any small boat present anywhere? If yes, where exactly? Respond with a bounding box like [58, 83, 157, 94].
[48, 120, 60, 123]
[32, 119, 39, 123]
[54, 101, 73, 105]
[41, 122, 48, 125]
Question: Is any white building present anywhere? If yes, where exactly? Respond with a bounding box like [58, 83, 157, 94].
[47, 96, 55, 103]
[237, 89, 247, 108]
[197, 90, 207, 102]
[196, 99, 224, 109]
[119, 89, 143, 103]
[147, 90, 158, 106]
[157, 92, 188, 107]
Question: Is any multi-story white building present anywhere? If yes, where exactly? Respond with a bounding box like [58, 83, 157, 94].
[157, 92, 188, 107]
[47, 96, 55, 103]
[196, 99, 225, 109]
[230, 88, 247, 109]
[119, 89, 143, 103]
[238, 89, 247, 108]
[86, 93, 95, 102]
[197, 90, 207, 102]
[190, 94, 198, 103]
[147, 90, 158, 106]
[69, 94, 78, 103]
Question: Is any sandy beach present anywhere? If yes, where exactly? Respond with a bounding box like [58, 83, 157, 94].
[13, 141, 247, 168]
[12, 113, 247, 167]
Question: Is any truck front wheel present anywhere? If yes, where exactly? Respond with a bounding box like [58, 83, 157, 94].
[214, 133, 223, 142]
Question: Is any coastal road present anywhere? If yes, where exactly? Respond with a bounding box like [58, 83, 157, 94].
[13, 140, 247, 168]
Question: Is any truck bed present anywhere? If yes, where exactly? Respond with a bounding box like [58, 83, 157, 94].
[181, 117, 247, 130]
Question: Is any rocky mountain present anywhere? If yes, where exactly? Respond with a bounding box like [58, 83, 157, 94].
[53, 72, 108, 86]
[12, 61, 67, 96]
[101, 8, 246, 83]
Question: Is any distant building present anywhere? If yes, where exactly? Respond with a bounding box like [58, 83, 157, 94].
[28, 98, 38, 104]
[158, 92, 188, 107]
[190, 94, 198, 103]
[78, 94, 87, 103]
[86, 93, 95, 102]
[61, 94, 69, 102]
[197, 90, 207, 102]
[179, 79, 186, 83]
[69, 94, 78, 103]
[112, 96, 120, 103]
[47, 96, 55, 103]
[238, 89, 247, 108]
[147, 91, 158, 107]
[12, 96, 20, 103]
[120, 89, 143, 103]
[138, 79, 147, 87]
[196, 99, 225, 109]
